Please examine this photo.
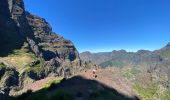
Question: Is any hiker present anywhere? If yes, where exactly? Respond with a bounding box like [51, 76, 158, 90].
[92, 69, 97, 78]
[93, 69, 96, 74]
[95, 75, 97, 78]
[94, 64, 99, 71]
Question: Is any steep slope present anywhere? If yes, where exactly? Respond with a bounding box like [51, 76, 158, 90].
[0, 0, 25, 56]
[154, 42, 170, 68]
[0, 0, 81, 97]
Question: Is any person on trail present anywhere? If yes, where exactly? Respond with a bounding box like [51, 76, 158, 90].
[94, 74, 97, 78]
[93, 69, 96, 74]
[92, 69, 97, 78]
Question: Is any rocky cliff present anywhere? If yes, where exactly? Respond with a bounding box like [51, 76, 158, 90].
[0, 0, 81, 97]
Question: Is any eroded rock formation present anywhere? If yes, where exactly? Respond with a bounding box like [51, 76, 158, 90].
[0, 0, 81, 97]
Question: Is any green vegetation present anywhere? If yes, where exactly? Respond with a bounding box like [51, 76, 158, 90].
[123, 71, 134, 80]
[9, 89, 75, 100]
[134, 83, 159, 100]
[4, 50, 37, 69]
[84, 61, 94, 69]
[2, 49, 44, 75]
[131, 68, 141, 76]
[157, 49, 170, 59]
[8, 50, 36, 59]
[122, 68, 140, 80]
[45, 77, 63, 88]
[100, 60, 124, 68]
[160, 88, 170, 100]
[26, 66, 45, 74]
[0, 63, 6, 68]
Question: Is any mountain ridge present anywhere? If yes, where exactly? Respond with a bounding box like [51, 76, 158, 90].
[0, 0, 81, 97]
[80, 43, 170, 67]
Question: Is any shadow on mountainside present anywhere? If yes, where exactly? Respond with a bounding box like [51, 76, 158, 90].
[9, 76, 140, 100]
[0, 0, 23, 56]
[0, 0, 35, 57]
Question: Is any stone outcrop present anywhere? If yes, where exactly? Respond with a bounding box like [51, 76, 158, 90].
[0, 0, 81, 97]
[0, 64, 19, 96]
[0, 0, 24, 56]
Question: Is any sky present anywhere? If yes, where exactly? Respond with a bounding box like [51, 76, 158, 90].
[24, 0, 170, 53]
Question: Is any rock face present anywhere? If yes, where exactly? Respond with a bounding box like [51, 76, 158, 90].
[0, 64, 19, 96]
[0, 0, 81, 97]
[0, 0, 24, 56]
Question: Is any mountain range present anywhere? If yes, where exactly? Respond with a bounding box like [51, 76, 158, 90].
[80, 43, 170, 100]
[80, 43, 170, 68]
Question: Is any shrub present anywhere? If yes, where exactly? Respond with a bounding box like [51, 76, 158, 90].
[134, 83, 159, 100]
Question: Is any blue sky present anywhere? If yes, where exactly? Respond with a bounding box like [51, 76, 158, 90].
[24, 0, 170, 53]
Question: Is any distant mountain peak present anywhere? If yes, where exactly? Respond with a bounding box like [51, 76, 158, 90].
[166, 42, 170, 47]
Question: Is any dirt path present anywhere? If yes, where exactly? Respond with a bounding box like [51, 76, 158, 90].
[26, 69, 136, 97]
[78, 69, 136, 97]
[26, 77, 57, 92]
